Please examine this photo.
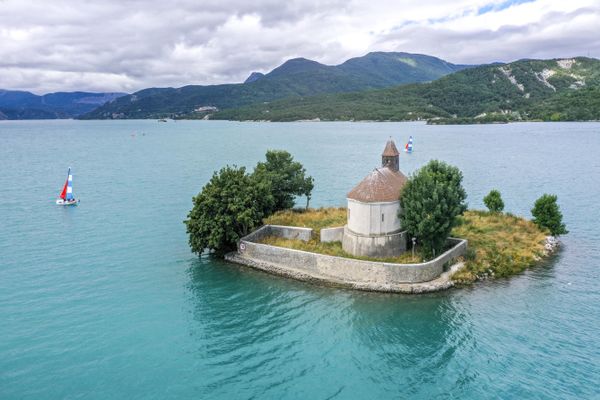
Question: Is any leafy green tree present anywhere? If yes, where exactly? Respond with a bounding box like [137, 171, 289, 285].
[253, 150, 314, 211]
[400, 160, 467, 257]
[531, 194, 568, 236]
[185, 166, 274, 256]
[483, 189, 504, 212]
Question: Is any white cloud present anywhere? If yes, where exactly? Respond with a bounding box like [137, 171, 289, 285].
[0, 0, 598, 93]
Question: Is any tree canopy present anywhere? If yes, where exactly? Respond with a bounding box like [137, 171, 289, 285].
[399, 160, 467, 257]
[184, 166, 274, 256]
[185, 150, 314, 256]
[531, 194, 568, 236]
[253, 150, 314, 211]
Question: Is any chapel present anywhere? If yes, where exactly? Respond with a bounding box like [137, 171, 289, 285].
[342, 139, 408, 257]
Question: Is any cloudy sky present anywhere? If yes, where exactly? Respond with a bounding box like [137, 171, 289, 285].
[1, 0, 599, 94]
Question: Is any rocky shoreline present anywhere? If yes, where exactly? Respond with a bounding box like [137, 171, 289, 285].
[542, 235, 561, 255]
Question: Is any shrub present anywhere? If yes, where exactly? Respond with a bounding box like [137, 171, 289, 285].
[464, 246, 477, 261]
[400, 160, 467, 257]
[483, 189, 504, 212]
[531, 194, 568, 236]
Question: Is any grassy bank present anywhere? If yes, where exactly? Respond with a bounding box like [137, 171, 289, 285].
[263, 208, 550, 283]
[263, 207, 347, 236]
[450, 210, 548, 283]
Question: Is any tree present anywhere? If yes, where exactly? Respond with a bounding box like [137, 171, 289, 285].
[303, 176, 315, 209]
[483, 189, 504, 212]
[531, 194, 568, 236]
[253, 150, 314, 211]
[399, 160, 467, 257]
[184, 166, 274, 256]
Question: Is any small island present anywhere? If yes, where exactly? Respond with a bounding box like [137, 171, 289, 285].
[229, 207, 557, 290]
[187, 139, 565, 293]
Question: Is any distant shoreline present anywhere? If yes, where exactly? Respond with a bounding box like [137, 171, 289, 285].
[2, 118, 600, 124]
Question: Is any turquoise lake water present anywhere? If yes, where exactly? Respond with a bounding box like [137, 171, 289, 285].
[1, 120, 599, 399]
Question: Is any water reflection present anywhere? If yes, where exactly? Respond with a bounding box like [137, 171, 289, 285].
[185, 256, 479, 398]
[347, 291, 476, 396]
[183, 240, 595, 399]
[185, 256, 357, 398]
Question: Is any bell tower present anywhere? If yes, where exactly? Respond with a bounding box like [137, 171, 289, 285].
[381, 138, 399, 172]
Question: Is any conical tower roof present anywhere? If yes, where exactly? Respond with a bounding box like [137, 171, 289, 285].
[382, 139, 400, 157]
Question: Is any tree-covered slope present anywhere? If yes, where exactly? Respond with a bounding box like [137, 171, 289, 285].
[0, 90, 126, 120]
[211, 57, 600, 122]
[81, 52, 470, 119]
[338, 52, 470, 87]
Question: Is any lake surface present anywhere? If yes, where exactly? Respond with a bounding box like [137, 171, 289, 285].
[1, 120, 599, 399]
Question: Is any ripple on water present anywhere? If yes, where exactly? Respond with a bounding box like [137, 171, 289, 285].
[1, 121, 599, 399]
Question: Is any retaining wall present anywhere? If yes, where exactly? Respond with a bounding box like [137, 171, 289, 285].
[234, 224, 467, 286]
[320, 227, 344, 242]
[342, 226, 407, 258]
[244, 225, 313, 243]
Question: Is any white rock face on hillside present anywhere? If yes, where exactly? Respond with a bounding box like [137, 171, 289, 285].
[557, 59, 576, 69]
[498, 67, 524, 91]
[535, 69, 557, 91]
[570, 80, 586, 89]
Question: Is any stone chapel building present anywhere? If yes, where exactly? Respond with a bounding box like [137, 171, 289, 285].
[342, 139, 408, 257]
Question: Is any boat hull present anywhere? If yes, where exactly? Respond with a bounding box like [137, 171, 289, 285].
[56, 199, 79, 206]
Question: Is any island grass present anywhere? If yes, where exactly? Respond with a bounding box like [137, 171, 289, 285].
[450, 210, 548, 283]
[263, 207, 347, 235]
[261, 208, 550, 282]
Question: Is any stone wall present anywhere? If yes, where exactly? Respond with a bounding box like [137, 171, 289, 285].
[244, 225, 313, 243]
[320, 227, 344, 243]
[342, 226, 407, 258]
[233, 224, 467, 287]
[241, 225, 272, 243]
[268, 225, 313, 241]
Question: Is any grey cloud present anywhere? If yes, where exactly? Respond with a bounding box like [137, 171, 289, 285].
[0, 0, 598, 93]
[1, 0, 354, 92]
[376, 6, 600, 64]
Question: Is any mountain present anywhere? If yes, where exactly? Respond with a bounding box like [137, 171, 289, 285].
[212, 57, 600, 123]
[0, 90, 126, 120]
[81, 52, 470, 119]
[244, 72, 264, 83]
[337, 52, 471, 87]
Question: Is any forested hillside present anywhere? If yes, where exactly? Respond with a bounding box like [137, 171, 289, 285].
[212, 57, 600, 123]
[0, 90, 125, 120]
[81, 52, 469, 119]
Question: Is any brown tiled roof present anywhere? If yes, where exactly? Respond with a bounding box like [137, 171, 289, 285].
[382, 139, 400, 156]
[347, 166, 407, 202]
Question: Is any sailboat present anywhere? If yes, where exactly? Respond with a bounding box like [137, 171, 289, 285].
[404, 136, 414, 153]
[56, 167, 79, 206]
